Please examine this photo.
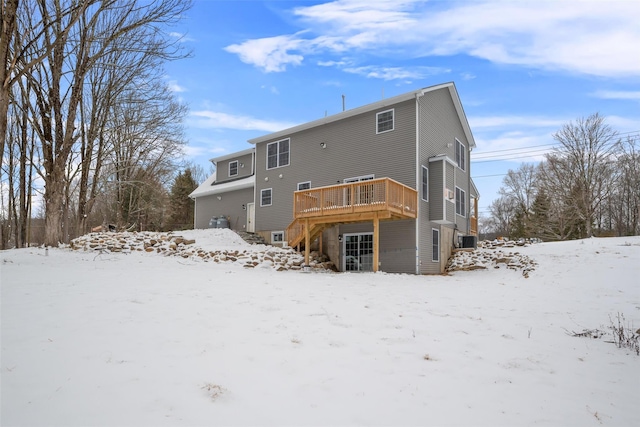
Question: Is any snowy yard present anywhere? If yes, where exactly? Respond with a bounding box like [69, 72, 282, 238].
[1, 231, 639, 426]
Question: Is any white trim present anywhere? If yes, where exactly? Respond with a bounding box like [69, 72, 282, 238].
[249, 82, 476, 149]
[266, 138, 290, 170]
[271, 231, 284, 245]
[421, 165, 429, 202]
[455, 138, 466, 172]
[455, 186, 466, 217]
[297, 181, 311, 191]
[429, 154, 457, 167]
[415, 95, 420, 275]
[228, 160, 238, 177]
[432, 228, 440, 262]
[376, 108, 394, 134]
[189, 174, 254, 199]
[344, 174, 375, 183]
[260, 188, 272, 207]
[246, 202, 255, 232]
[210, 148, 254, 164]
[343, 232, 374, 272]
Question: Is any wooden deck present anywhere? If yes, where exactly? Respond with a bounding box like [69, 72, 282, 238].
[286, 178, 417, 271]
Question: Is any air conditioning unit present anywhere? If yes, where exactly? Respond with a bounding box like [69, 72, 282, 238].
[445, 189, 454, 200]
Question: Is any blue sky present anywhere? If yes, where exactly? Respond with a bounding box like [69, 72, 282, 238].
[163, 0, 640, 217]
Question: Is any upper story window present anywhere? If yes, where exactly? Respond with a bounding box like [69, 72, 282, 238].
[297, 181, 311, 191]
[376, 109, 394, 134]
[267, 138, 290, 170]
[229, 160, 238, 177]
[455, 139, 466, 171]
[261, 188, 272, 207]
[421, 166, 428, 202]
[455, 186, 466, 217]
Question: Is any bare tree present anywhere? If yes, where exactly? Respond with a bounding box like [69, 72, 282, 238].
[18, 0, 191, 245]
[541, 113, 619, 238]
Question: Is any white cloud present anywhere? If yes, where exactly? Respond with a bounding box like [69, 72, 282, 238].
[592, 90, 640, 101]
[167, 80, 186, 93]
[224, 34, 305, 72]
[469, 116, 566, 130]
[191, 111, 298, 133]
[224, 0, 640, 78]
[169, 31, 195, 42]
[261, 85, 280, 95]
[343, 65, 449, 81]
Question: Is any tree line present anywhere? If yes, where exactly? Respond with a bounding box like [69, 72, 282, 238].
[485, 113, 640, 240]
[1, 0, 200, 249]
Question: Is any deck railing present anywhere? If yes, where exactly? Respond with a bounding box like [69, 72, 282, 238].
[293, 177, 417, 219]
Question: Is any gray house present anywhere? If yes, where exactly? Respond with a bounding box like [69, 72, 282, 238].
[190, 82, 479, 274]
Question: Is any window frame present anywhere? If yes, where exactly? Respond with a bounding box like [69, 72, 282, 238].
[432, 228, 440, 262]
[266, 138, 290, 170]
[421, 165, 429, 202]
[376, 109, 394, 134]
[297, 181, 311, 191]
[455, 186, 466, 217]
[260, 188, 272, 207]
[271, 231, 284, 245]
[228, 160, 238, 177]
[455, 139, 466, 171]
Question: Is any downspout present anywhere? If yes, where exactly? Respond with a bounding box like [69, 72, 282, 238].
[415, 92, 421, 275]
[467, 144, 471, 234]
[193, 197, 197, 229]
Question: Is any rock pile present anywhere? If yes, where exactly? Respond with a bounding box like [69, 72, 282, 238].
[446, 247, 537, 277]
[69, 231, 335, 272]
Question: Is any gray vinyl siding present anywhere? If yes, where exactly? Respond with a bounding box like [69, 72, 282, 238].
[194, 187, 254, 230]
[445, 162, 456, 223]
[417, 87, 472, 274]
[337, 220, 415, 274]
[254, 99, 417, 232]
[429, 161, 444, 221]
[215, 153, 254, 183]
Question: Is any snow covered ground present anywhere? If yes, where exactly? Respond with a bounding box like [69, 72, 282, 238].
[1, 230, 639, 426]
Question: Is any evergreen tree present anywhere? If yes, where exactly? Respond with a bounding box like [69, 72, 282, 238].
[167, 169, 197, 230]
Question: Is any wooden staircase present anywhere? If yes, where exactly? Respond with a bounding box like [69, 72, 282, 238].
[285, 178, 418, 270]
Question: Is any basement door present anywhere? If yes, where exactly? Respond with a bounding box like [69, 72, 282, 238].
[343, 232, 374, 272]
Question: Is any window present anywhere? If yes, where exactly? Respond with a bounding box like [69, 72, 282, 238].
[376, 109, 394, 134]
[455, 187, 466, 217]
[261, 188, 272, 207]
[271, 231, 284, 245]
[421, 166, 428, 202]
[344, 175, 375, 205]
[229, 160, 238, 177]
[432, 229, 440, 262]
[455, 139, 466, 171]
[267, 138, 290, 170]
[297, 181, 311, 191]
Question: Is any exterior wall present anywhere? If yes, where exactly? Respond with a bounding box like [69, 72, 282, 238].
[254, 99, 418, 233]
[194, 187, 254, 230]
[215, 152, 254, 183]
[337, 220, 415, 274]
[428, 160, 444, 221]
[417, 87, 472, 274]
[251, 98, 418, 273]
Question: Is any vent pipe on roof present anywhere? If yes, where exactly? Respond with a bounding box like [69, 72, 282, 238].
[342, 94, 345, 111]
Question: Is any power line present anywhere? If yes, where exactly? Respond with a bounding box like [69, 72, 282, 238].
[470, 134, 639, 163]
[472, 129, 640, 156]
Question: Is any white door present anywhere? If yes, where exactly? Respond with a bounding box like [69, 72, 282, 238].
[343, 233, 374, 272]
[246, 203, 255, 232]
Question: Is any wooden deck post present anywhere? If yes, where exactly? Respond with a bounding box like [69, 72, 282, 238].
[373, 212, 379, 272]
[304, 218, 310, 267]
[318, 232, 323, 255]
